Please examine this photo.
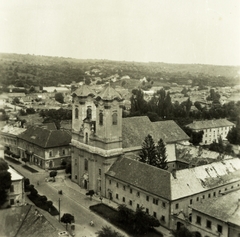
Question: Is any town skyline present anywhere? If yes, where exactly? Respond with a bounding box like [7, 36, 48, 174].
[1, 0, 240, 66]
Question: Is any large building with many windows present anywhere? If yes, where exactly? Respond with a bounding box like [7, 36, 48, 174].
[186, 119, 235, 145]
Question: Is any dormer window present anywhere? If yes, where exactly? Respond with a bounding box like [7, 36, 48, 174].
[75, 108, 79, 119]
[99, 111, 103, 125]
[112, 112, 117, 125]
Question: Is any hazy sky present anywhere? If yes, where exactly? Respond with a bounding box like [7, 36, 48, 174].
[1, 0, 240, 65]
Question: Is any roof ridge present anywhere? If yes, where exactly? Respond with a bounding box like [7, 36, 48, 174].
[44, 129, 52, 148]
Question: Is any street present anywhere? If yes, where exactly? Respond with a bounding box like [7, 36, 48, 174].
[9, 162, 128, 237]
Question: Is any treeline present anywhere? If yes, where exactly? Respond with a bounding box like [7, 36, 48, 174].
[127, 88, 240, 127]
[0, 53, 239, 88]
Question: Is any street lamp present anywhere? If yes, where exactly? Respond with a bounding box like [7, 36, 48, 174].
[58, 198, 61, 222]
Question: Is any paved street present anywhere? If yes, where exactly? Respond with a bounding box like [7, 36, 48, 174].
[8, 162, 129, 237]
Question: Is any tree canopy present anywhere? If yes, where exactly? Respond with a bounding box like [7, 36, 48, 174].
[139, 134, 168, 170]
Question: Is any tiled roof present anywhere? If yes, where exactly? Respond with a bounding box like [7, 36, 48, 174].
[106, 156, 172, 199]
[96, 85, 123, 101]
[72, 85, 95, 98]
[122, 116, 189, 148]
[0, 205, 67, 237]
[18, 126, 71, 148]
[171, 158, 240, 200]
[107, 157, 240, 201]
[192, 189, 240, 225]
[186, 119, 235, 130]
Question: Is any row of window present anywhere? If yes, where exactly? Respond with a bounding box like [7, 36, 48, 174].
[115, 193, 165, 221]
[204, 126, 231, 133]
[109, 180, 167, 207]
[74, 108, 118, 125]
[196, 216, 222, 233]
[49, 149, 66, 157]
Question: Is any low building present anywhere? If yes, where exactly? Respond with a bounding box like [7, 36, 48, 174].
[186, 119, 235, 145]
[8, 166, 25, 206]
[190, 190, 240, 237]
[18, 126, 71, 169]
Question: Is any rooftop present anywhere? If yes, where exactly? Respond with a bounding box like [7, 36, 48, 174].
[96, 85, 123, 101]
[1, 125, 26, 136]
[8, 166, 24, 181]
[0, 205, 67, 237]
[186, 119, 235, 130]
[106, 157, 240, 201]
[18, 126, 71, 148]
[72, 84, 96, 98]
[122, 116, 189, 149]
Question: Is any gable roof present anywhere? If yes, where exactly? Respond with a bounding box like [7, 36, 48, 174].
[106, 157, 240, 201]
[122, 116, 189, 149]
[192, 190, 240, 226]
[186, 119, 235, 130]
[0, 205, 67, 237]
[18, 126, 71, 148]
[106, 156, 172, 200]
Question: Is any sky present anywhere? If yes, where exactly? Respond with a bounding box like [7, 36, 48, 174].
[0, 0, 240, 66]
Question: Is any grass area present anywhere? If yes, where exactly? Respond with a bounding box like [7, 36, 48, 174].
[4, 155, 22, 164]
[27, 194, 59, 216]
[22, 165, 39, 173]
[90, 204, 163, 237]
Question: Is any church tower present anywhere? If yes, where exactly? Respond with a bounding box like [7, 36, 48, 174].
[71, 84, 123, 196]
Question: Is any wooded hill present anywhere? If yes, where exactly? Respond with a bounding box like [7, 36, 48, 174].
[0, 53, 239, 89]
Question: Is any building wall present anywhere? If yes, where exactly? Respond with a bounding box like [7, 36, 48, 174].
[105, 175, 240, 231]
[1, 133, 18, 155]
[200, 125, 234, 145]
[105, 177, 171, 229]
[190, 209, 228, 237]
[228, 223, 240, 237]
[8, 179, 25, 206]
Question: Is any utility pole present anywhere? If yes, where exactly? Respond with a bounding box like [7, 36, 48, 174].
[58, 198, 61, 222]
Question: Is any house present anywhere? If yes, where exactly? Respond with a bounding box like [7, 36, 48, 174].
[190, 189, 240, 237]
[7, 167, 25, 207]
[18, 126, 71, 169]
[186, 119, 235, 145]
[71, 85, 189, 195]
[105, 157, 240, 231]
[0, 125, 26, 156]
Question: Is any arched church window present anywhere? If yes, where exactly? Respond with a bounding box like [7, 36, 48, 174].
[85, 132, 88, 144]
[99, 111, 103, 125]
[86, 106, 92, 119]
[75, 108, 79, 119]
[112, 112, 117, 125]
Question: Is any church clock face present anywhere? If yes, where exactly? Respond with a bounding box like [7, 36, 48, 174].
[112, 100, 117, 106]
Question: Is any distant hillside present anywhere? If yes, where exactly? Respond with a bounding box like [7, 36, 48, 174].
[0, 53, 239, 89]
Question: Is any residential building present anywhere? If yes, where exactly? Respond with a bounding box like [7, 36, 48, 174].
[190, 190, 240, 237]
[186, 119, 235, 145]
[18, 126, 71, 169]
[7, 166, 25, 207]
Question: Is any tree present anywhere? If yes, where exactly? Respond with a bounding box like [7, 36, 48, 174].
[49, 171, 58, 181]
[96, 226, 124, 237]
[117, 204, 134, 224]
[12, 97, 20, 104]
[55, 92, 64, 103]
[183, 127, 203, 146]
[155, 139, 168, 170]
[0, 158, 12, 207]
[139, 134, 156, 165]
[172, 226, 193, 237]
[60, 213, 74, 230]
[227, 125, 240, 145]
